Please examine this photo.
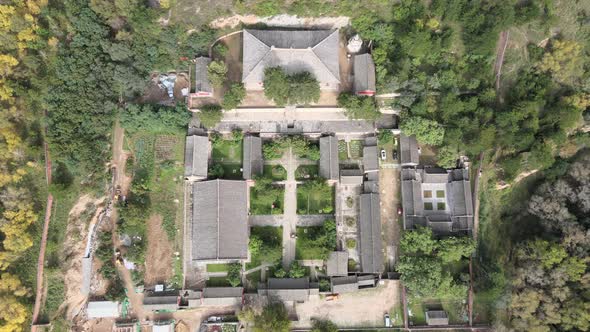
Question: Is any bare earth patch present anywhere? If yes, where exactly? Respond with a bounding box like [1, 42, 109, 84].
[144, 214, 174, 287]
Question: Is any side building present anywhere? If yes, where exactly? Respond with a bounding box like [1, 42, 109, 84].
[243, 136, 263, 180]
[358, 193, 383, 273]
[184, 134, 209, 181]
[189, 179, 249, 263]
[319, 136, 339, 181]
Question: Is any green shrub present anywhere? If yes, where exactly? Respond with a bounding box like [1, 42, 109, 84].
[199, 104, 223, 128]
[346, 238, 357, 249]
[222, 83, 246, 110]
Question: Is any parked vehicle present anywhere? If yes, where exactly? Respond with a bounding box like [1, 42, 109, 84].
[392, 149, 398, 160]
[397, 207, 403, 215]
[384, 313, 392, 327]
[380, 149, 386, 160]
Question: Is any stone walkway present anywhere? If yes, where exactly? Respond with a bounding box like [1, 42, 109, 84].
[282, 147, 298, 269]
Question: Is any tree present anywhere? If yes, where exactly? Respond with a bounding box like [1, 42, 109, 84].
[400, 227, 437, 254]
[226, 263, 242, 287]
[337, 93, 380, 120]
[222, 83, 246, 110]
[288, 262, 306, 278]
[437, 146, 458, 169]
[263, 67, 320, 106]
[437, 237, 476, 263]
[253, 302, 291, 332]
[207, 61, 227, 88]
[311, 319, 338, 332]
[199, 104, 223, 128]
[248, 236, 263, 257]
[400, 116, 445, 146]
[538, 40, 583, 84]
[208, 163, 225, 179]
[377, 129, 393, 144]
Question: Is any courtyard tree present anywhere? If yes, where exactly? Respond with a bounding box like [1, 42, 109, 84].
[253, 302, 291, 332]
[199, 104, 223, 128]
[399, 227, 436, 254]
[288, 262, 306, 278]
[208, 60, 228, 88]
[337, 93, 380, 120]
[222, 83, 246, 110]
[263, 67, 320, 106]
[226, 263, 242, 287]
[400, 116, 445, 146]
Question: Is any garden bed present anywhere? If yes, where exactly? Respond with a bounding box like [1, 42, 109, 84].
[295, 164, 319, 180]
[247, 226, 283, 269]
[297, 180, 334, 214]
[250, 183, 284, 215]
[263, 164, 287, 181]
[295, 221, 336, 260]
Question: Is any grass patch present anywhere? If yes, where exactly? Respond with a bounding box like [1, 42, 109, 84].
[250, 179, 284, 215]
[349, 140, 363, 159]
[212, 138, 242, 163]
[206, 276, 232, 287]
[295, 164, 319, 181]
[245, 270, 262, 292]
[247, 226, 283, 269]
[207, 263, 229, 272]
[297, 180, 334, 214]
[389, 304, 404, 327]
[408, 301, 426, 325]
[220, 163, 243, 179]
[295, 221, 336, 260]
[338, 140, 348, 160]
[263, 164, 287, 181]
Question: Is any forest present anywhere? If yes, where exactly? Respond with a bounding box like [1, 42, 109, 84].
[0, 0, 588, 330]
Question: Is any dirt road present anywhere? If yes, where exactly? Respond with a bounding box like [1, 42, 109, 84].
[494, 31, 510, 92]
[379, 168, 401, 271]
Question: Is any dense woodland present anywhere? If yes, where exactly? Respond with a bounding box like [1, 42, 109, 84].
[0, 0, 588, 330]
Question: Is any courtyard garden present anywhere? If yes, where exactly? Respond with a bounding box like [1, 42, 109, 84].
[295, 220, 337, 260]
[209, 131, 243, 179]
[250, 177, 284, 215]
[295, 165, 319, 180]
[263, 164, 287, 181]
[247, 226, 283, 269]
[297, 179, 334, 214]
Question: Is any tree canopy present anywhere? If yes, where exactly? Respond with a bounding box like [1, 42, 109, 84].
[337, 93, 380, 120]
[253, 302, 291, 332]
[263, 67, 320, 106]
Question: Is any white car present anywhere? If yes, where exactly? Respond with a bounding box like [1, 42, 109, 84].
[384, 313, 392, 327]
[380, 149, 386, 160]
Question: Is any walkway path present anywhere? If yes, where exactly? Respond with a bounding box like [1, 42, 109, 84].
[282, 147, 298, 268]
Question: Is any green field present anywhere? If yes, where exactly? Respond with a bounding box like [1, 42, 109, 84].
[250, 185, 284, 215]
[207, 263, 229, 272]
[212, 138, 243, 163]
[297, 182, 334, 215]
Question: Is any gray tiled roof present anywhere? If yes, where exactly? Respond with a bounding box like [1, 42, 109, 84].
[326, 251, 348, 276]
[242, 30, 340, 90]
[363, 146, 379, 172]
[320, 136, 339, 180]
[426, 310, 449, 326]
[359, 193, 383, 273]
[87, 301, 120, 318]
[331, 276, 359, 293]
[191, 180, 248, 261]
[143, 294, 179, 312]
[400, 134, 419, 166]
[184, 135, 209, 180]
[401, 168, 473, 235]
[243, 136, 263, 180]
[195, 57, 212, 93]
[340, 169, 364, 186]
[353, 54, 376, 94]
[201, 287, 243, 306]
[260, 278, 313, 302]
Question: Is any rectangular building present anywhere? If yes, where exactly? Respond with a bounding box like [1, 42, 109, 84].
[359, 193, 383, 273]
[184, 135, 209, 181]
[320, 136, 339, 180]
[243, 136, 263, 180]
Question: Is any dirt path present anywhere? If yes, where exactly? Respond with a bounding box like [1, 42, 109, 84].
[144, 214, 174, 287]
[494, 31, 510, 92]
[379, 168, 401, 271]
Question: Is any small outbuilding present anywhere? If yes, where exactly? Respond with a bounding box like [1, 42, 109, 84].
[326, 251, 348, 276]
[320, 136, 339, 180]
[359, 193, 383, 273]
[400, 134, 419, 166]
[86, 301, 120, 318]
[243, 136, 263, 180]
[340, 169, 364, 186]
[363, 145, 379, 173]
[353, 54, 376, 96]
[184, 135, 209, 181]
[194, 57, 213, 97]
[201, 287, 244, 306]
[426, 310, 449, 326]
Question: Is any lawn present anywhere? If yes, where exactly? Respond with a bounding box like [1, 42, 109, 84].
[212, 138, 243, 163]
[220, 163, 243, 179]
[295, 221, 336, 260]
[389, 304, 404, 327]
[263, 164, 287, 181]
[338, 140, 348, 160]
[250, 184, 284, 215]
[295, 165, 319, 181]
[207, 276, 232, 287]
[207, 263, 229, 272]
[247, 226, 283, 269]
[407, 297, 467, 326]
[408, 301, 426, 325]
[297, 180, 334, 215]
[349, 140, 363, 159]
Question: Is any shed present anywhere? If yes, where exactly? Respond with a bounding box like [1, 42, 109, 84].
[243, 136, 263, 180]
[426, 310, 449, 326]
[353, 54, 376, 96]
[331, 276, 359, 294]
[259, 278, 314, 302]
[184, 135, 209, 181]
[194, 57, 213, 97]
[152, 322, 175, 332]
[340, 169, 364, 186]
[400, 134, 419, 166]
[191, 180, 249, 261]
[320, 136, 339, 180]
[326, 251, 348, 276]
[143, 292, 179, 312]
[363, 146, 379, 173]
[87, 301, 120, 318]
[359, 193, 383, 273]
